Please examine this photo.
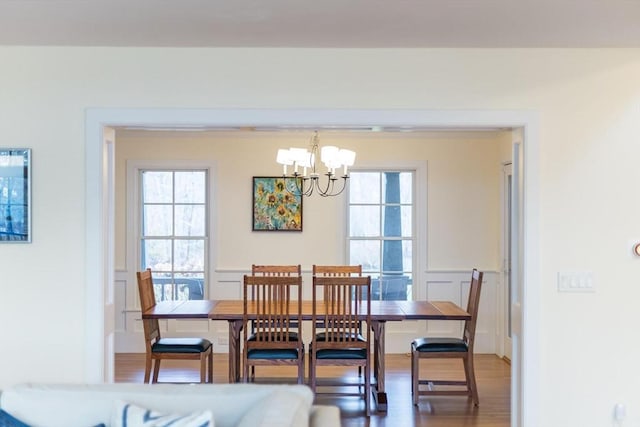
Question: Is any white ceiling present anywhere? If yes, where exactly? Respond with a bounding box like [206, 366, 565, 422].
[1, 0, 639, 48]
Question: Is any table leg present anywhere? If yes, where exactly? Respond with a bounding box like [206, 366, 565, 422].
[228, 320, 243, 383]
[371, 320, 387, 411]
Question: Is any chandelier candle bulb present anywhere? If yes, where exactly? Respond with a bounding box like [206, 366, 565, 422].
[276, 149, 293, 176]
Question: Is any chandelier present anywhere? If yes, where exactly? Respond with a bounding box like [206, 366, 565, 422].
[276, 131, 356, 197]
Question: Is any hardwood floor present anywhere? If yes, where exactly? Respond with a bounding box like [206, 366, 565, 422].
[115, 353, 510, 427]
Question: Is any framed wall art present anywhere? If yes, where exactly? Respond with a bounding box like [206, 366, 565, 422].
[0, 148, 31, 242]
[252, 176, 303, 231]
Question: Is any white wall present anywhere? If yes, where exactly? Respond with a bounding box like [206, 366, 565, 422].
[0, 47, 639, 427]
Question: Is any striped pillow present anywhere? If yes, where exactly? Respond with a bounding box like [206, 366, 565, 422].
[112, 401, 213, 427]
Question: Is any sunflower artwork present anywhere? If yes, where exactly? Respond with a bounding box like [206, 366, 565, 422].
[252, 177, 303, 231]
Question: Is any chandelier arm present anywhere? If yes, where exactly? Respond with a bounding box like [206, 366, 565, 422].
[302, 178, 314, 196]
[315, 172, 336, 196]
[282, 174, 311, 197]
[319, 175, 348, 197]
[331, 176, 348, 196]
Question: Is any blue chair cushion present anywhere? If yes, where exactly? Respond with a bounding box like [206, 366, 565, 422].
[311, 332, 367, 359]
[412, 337, 468, 353]
[247, 348, 300, 359]
[315, 348, 367, 359]
[152, 337, 211, 353]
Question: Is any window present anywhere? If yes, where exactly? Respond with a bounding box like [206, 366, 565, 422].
[348, 171, 414, 301]
[139, 170, 208, 302]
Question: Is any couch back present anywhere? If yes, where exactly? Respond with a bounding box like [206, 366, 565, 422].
[0, 383, 315, 427]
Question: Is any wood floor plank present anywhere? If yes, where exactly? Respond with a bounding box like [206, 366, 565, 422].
[115, 353, 510, 427]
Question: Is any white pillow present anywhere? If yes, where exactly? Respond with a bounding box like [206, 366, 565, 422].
[112, 401, 214, 427]
[237, 390, 311, 427]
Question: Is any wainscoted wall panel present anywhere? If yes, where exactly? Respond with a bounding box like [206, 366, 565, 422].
[212, 271, 243, 300]
[115, 269, 499, 354]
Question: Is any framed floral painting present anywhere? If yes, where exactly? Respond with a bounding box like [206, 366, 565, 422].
[252, 177, 303, 231]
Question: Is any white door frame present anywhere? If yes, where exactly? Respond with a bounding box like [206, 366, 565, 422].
[85, 108, 539, 427]
[500, 161, 514, 361]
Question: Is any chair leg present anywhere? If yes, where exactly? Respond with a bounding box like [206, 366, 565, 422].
[144, 353, 152, 384]
[364, 361, 371, 417]
[200, 353, 207, 383]
[309, 354, 316, 392]
[297, 352, 304, 385]
[411, 350, 419, 406]
[243, 355, 249, 383]
[464, 354, 480, 406]
[208, 351, 214, 383]
[152, 359, 161, 383]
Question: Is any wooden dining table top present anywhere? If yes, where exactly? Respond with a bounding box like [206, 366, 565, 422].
[142, 299, 470, 321]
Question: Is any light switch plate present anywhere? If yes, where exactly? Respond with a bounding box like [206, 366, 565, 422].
[557, 271, 594, 293]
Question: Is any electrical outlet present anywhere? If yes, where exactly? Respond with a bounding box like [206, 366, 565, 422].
[557, 271, 594, 293]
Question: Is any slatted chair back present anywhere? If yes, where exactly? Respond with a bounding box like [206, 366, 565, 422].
[245, 275, 302, 344]
[312, 275, 370, 349]
[312, 265, 364, 340]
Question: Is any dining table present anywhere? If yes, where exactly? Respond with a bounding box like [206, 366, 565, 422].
[142, 298, 470, 411]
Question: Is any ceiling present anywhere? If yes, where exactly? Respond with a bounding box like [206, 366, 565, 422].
[1, 0, 639, 48]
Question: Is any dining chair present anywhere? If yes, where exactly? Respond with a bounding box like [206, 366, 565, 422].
[411, 268, 483, 406]
[247, 265, 301, 379]
[309, 275, 372, 416]
[312, 265, 364, 377]
[243, 274, 305, 384]
[136, 268, 213, 384]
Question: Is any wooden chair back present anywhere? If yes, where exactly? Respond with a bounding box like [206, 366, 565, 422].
[243, 275, 303, 348]
[312, 275, 371, 350]
[313, 265, 364, 330]
[464, 268, 483, 351]
[249, 265, 301, 329]
[136, 268, 161, 347]
[312, 265, 362, 277]
[251, 264, 301, 277]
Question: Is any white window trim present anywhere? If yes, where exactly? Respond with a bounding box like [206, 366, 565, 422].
[126, 159, 217, 306]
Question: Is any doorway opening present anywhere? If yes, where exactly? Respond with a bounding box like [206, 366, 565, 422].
[85, 108, 539, 427]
